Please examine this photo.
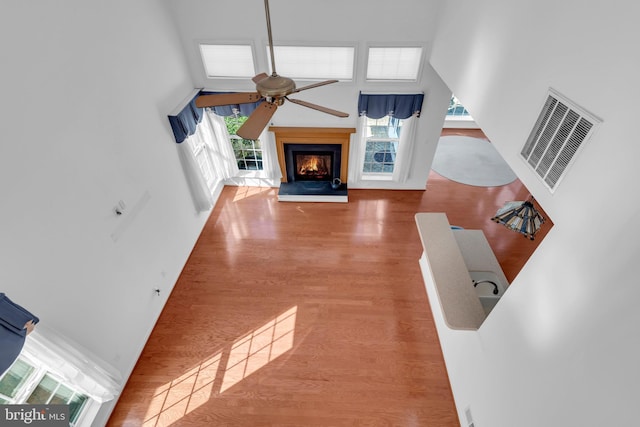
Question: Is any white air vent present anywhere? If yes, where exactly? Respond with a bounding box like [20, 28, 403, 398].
[521, 89, 600, 192]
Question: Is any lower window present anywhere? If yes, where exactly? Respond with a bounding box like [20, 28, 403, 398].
[362, 116, 403, 175]
[446, 95, 472, 118]
[363, 140, 397, 173]
[0, 356, 91, 426]
[225, 116, 264, 171]
[231, 136, 263, 170]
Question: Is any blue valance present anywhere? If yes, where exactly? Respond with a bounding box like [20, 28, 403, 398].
[358, 92, 424, 119]
[168, 95, 203, 144]
[200, 91, 263, 118]
[0, 293, 39, 375]
[168, 91, 263, 143]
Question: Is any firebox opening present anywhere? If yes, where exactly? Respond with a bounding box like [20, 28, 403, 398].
[283, 143, 342, 183]
[294, 151, 332, 181]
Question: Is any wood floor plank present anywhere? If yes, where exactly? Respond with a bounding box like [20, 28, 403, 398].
[107, 129, 551, 427]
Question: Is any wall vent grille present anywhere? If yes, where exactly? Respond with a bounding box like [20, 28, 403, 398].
[521, 89, 600, 192]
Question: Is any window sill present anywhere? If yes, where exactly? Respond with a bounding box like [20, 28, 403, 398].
[361, 173, 394, 181]
[236, 170, 267, 179]
[444, 115, 479, 129]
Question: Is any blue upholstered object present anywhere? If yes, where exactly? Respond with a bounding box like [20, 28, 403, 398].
[0, 293, 39, 375]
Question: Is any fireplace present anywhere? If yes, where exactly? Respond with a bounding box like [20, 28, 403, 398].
[270, 126, 356, 202]
[284, 144, 342, 182]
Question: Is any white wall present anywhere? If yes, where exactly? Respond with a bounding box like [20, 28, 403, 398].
[0, 1, 211, 424]
[166, 0, 452, 190]
[429, 0, 640, 425]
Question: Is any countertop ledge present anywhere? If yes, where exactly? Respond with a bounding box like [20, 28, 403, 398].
[415, 213, 507, 330]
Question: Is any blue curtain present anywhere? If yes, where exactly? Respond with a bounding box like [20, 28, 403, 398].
[358, 92, 424, 119]
[168, 95, 203, 144]
[0, 293, 39, 375]
[199, 91, 263, 118]
[168, 91, 263, 143]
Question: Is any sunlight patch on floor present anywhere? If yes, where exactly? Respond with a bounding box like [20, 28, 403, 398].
[142, 306, 297, 426]
[221, 306, 297, 392]
[232, 185, 273, 202]
[142, 352, 221, 427]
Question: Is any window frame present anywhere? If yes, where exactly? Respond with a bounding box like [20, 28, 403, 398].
[361, 116, 404, 180]
[197, 41, 257, 80]
[265, 43, 356, 81]
[223, 114, 266, 175]
[446, 95, 473, 118]
[365, 44, 425, 82]
[0, 353, 98, 427]
[230, 135, 264, 172]
[0, 357, 36, 404]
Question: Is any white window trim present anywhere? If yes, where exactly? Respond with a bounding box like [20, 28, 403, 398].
[229, 134, 264, 173]
[355, 114, 418, 183]
[263, 41, 357, 81]
[364, 43, 426, 83]
[196, 40, 258, 81]
[362, 140, 399, 176]
[361, 126, 401, 180]
[0, 352, 101, 427]
[361, 173, 394, 181]
[190, 134, 217, 193]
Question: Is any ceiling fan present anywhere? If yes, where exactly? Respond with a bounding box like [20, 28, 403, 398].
[195, 0, 349, 140]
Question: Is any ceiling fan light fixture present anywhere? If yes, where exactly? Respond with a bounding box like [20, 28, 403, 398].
[256, 75, 296, 98]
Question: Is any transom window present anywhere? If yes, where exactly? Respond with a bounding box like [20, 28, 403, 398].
[0, 356, 90, 426]
[362, 116, 404, 174]
[199, 44, 426, 82]
[267, 46, 355, 80]
[366, 47, 423, 81]
[199, 44, 255, 79]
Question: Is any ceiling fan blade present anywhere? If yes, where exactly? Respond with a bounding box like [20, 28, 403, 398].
[286, 98, 349, 118]
[195, 92, 262, 108]
[292, 80, 339, 94]
[236, 102, 278, 140]
[252, 73, 269, 83]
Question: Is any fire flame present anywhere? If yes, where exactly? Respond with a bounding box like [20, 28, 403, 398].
[297, 155, 329, 176]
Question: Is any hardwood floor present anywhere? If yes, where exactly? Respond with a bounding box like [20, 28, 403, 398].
[107, 130, 551, 426]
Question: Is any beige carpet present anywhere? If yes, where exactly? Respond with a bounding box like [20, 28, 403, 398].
[431, 136, 517, 187]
